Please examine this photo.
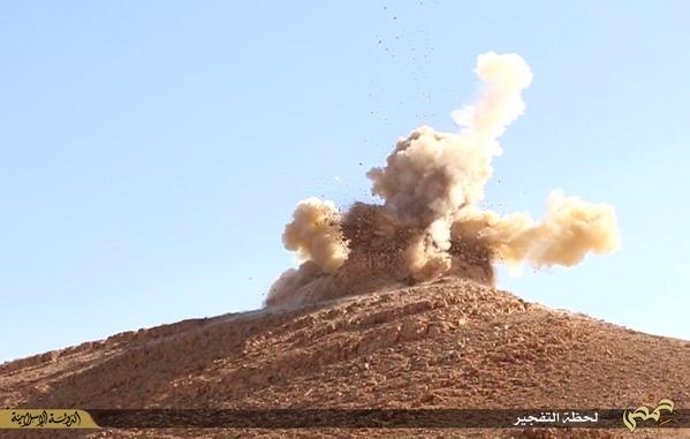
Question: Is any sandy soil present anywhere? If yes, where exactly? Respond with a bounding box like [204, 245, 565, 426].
[2, 278, 689, 438]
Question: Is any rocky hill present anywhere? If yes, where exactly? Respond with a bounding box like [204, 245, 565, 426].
[2, 278, 689, 438]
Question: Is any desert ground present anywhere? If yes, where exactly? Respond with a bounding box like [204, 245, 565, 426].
[2, 277, 689, 438]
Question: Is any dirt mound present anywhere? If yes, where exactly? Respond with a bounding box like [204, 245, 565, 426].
[2, 278, 689, 438]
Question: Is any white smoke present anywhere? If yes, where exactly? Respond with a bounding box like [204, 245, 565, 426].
[265, 52, 620, 308]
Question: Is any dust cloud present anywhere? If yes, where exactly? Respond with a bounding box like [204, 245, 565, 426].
[281, 197, 350, 274]
[265, 52, 620, 309]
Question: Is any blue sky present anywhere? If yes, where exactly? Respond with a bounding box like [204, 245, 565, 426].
[1, 1, 689, 363]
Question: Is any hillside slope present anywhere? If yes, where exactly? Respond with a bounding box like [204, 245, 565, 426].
[2, 278, 689, 438]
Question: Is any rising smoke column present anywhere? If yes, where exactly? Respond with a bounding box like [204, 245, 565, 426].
[366, 52, 533, 279]
[368, 53, 533, 223]
[265, 52, 620, 308]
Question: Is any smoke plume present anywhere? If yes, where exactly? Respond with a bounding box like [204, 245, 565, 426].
[265, 52, 620, 309]
[281, 197, 350, 273]
[452, 190, 620, 268]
